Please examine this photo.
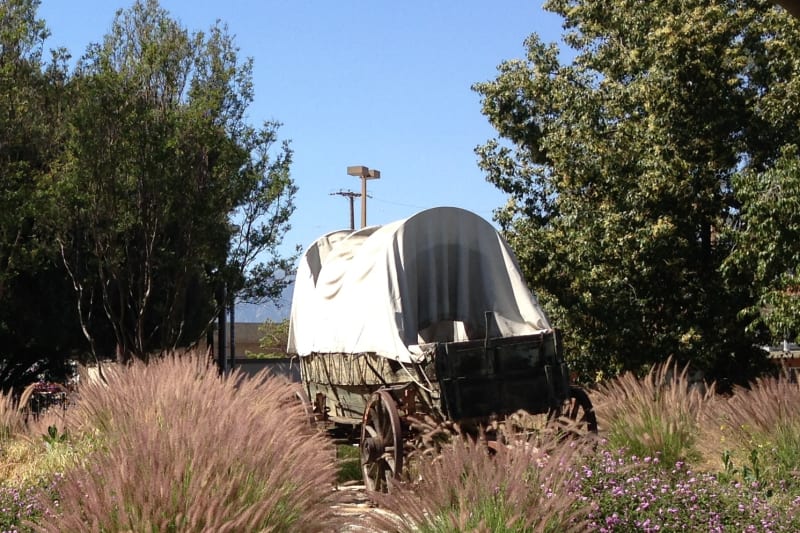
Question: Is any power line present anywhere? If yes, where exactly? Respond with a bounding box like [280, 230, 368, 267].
[369, 196, 498, 218]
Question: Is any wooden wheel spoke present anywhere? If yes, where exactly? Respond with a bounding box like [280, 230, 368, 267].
[369, 406, 383, 434]
[569, 400, 580, 421]
[379, 418, 394, 440]
[365, 462, 382, 491]
[360, 389, 404, 492]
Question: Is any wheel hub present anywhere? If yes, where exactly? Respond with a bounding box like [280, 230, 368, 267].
[361, 435, 385, 463]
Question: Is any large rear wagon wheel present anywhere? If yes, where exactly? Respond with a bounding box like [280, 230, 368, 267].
[360, 389, 404, 492]
[565, 385, 598, 434]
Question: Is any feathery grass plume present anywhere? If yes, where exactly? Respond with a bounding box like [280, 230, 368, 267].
[592, 357, 714, 466]
[699, 375, 800, 485]
[0, 384, 30, 443]
[366, 432, 589, 533]
[0, 390, 19, 443]
[34, 351, 342, 532]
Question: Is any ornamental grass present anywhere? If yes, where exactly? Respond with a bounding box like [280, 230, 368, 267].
[592, 357, 714, 467]
[699, 375, 800, 487]
[366, 433, 590, 533]
[0, 385, 28, 443]
[30, 351, 342, 532]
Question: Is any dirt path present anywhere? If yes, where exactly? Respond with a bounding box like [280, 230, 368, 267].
[331, 484, 397, 532]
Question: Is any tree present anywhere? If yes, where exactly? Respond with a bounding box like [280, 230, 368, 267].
[252, 319, 290, 359]
[55, 0, 296, 362]
[0, 0, 81, 389]
[726, 147, 800, 344]
[226, 120, 298, 308]
[474, 0, 800, 383]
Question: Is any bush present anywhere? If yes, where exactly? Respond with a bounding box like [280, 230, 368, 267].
[592, 358, 712, 466]
[32, 351, 342, 532]
[0, 475, 61, 532]
[573, 444, 800, 531]
[700, 376, 800, 487]
[366, 433, 589, 533]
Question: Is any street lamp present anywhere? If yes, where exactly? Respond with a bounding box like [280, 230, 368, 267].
[347, 165, 381, 228]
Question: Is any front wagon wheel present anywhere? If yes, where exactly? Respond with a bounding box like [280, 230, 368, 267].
[360, 389, 404, 492]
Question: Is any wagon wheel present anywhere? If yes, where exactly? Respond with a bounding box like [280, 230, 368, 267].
[360, 389, 404, 492]
[564, 385, 598, 434]
[294, 386, 316, 426]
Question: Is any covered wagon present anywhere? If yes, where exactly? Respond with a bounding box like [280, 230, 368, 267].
[287, 206, 595, 490]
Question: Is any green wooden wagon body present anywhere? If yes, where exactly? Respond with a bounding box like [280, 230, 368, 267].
[299, 329, 570, 426]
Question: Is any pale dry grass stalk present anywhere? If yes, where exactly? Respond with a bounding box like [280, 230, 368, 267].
[0, 382, 42, 445]
[0, 387, 25, 443]
[366, 433, 589, 533]
[1, 387, 26, 483]
[699, 375, 800, 478]
[33, 351, 342, 532]
[592, 357, 715, 465]
[707, 376, 800, 434]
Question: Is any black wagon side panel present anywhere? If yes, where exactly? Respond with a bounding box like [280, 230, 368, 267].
[434, 330, 570, 421]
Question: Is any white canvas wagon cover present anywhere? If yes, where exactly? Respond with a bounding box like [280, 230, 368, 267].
[287, 206, 551, 363]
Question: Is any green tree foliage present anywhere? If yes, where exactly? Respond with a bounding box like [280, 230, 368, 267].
[726, 147, 800, 342]
[53, 0, 297, 361]
[474, 0, 800, 383]
[0, 0, 82, 388]
[252, 319, 289, 358]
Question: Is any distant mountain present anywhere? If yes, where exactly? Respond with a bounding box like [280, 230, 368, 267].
[235, 283, 294, 323]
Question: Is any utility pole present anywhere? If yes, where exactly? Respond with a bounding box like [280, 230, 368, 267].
[347, 166, 380, 228]
[216, 283, 226, 374]
[330, 190, 361, 230]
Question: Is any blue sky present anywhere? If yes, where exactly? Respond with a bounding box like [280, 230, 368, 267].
[37, 1, 567, 316]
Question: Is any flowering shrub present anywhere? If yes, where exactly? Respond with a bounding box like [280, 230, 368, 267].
[570, 445, 800, 532]
[0, 475, 61, 532]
